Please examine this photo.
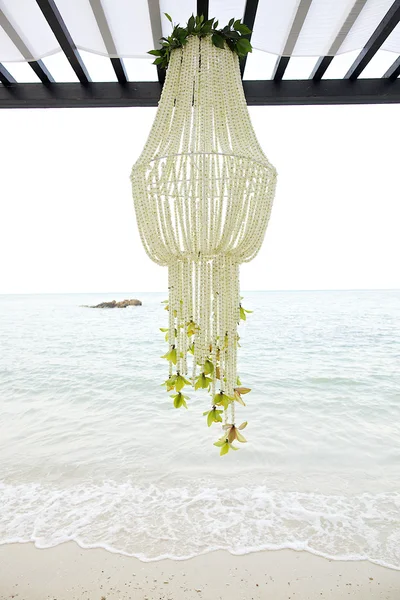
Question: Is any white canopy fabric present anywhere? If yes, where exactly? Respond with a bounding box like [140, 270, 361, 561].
[0, 0, 399, 63]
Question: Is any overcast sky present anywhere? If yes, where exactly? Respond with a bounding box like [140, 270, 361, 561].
[0, 101, 399, 294]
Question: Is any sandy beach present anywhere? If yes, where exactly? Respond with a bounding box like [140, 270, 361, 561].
[0, 543, 399, 600]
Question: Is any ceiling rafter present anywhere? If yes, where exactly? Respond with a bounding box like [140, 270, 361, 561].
[272, 0, 313, 81]
[88, 0, 127, 84]
[0, 8, 54, 83]
[0, 62, 16, 85]
[36, 0, 91, 84]
[310, 0, 368, 81]
[147, 0, 164, 85]
[197, 1, 209, 20]
[345, 0, 400, 80]
[240, 0, 259, 78]
[383, 55, 400, 80]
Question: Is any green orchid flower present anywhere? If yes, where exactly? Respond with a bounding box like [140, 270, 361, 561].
[161, 346, 177, 365]
[171, 392, 189, 409]
[203, 406, 223, 427]
[239, 304, 253, 321]
[188, 342, 195, 355]
[214, 436, 239, 456]
[195, 373, 212, 391]
[187, 320, 200, 336]
[162, 374, 177, 391]
[175, 373, 191, 392]
[214, 391, 234, 410]
[224, 421, 248, 443]
[160, 327, 169, 341]
[204, 359, 214, 375]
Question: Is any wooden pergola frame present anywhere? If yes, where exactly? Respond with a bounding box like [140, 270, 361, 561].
[0, 0, 399, 108]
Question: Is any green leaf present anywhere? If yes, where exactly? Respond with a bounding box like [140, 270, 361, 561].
[164, 12, 173, 23]
[153, 57, 165, 65]
[211, 33, 225, 49]
[148, 49, 163, 56]
[234, 23, 252, 35]
[228, 18, 235, 28]
[201, 19, 214, 34]
[187, 14, 195, 33]
[236, 37, 252, 55]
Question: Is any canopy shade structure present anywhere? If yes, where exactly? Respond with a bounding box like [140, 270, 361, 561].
[0, 0, 399, 108]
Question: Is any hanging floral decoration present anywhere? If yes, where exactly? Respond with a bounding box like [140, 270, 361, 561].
[131, 15, 277, 454]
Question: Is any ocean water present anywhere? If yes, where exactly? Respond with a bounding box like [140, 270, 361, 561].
[0, 290, 399, 568]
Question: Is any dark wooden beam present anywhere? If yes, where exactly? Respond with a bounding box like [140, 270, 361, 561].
[197, 0, 209, 20]
[0, 63, 16, 85]
[272, 0, 313, 81]
[0, 8, 54, 83]
[1, 79, 400, 109]
[240, 0, 259, 78]
[345, 0, 400, 80]
[36, 0, 91, 84]
[88, 0, 127, 84]
[310, 0, 368, 80]
[383, 55, 400, 80]
[147, 0, 164, 84]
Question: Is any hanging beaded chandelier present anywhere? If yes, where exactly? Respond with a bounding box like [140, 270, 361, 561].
[131, 17, 277, 454]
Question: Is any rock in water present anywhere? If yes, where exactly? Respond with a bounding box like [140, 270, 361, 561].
[88, 299, 142, 308]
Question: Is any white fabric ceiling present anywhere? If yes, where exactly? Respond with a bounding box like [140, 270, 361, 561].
[0, 0, 399, 62]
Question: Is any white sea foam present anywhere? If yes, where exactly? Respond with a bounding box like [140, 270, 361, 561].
[0, 481, 399, 569]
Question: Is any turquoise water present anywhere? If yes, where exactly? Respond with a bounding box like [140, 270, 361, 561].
[0, 291, 399, 567]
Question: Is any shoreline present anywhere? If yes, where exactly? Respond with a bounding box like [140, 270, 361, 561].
[1, 542, 399, 600]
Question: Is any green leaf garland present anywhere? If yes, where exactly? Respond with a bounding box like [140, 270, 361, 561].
[148, 14, 253, 70]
